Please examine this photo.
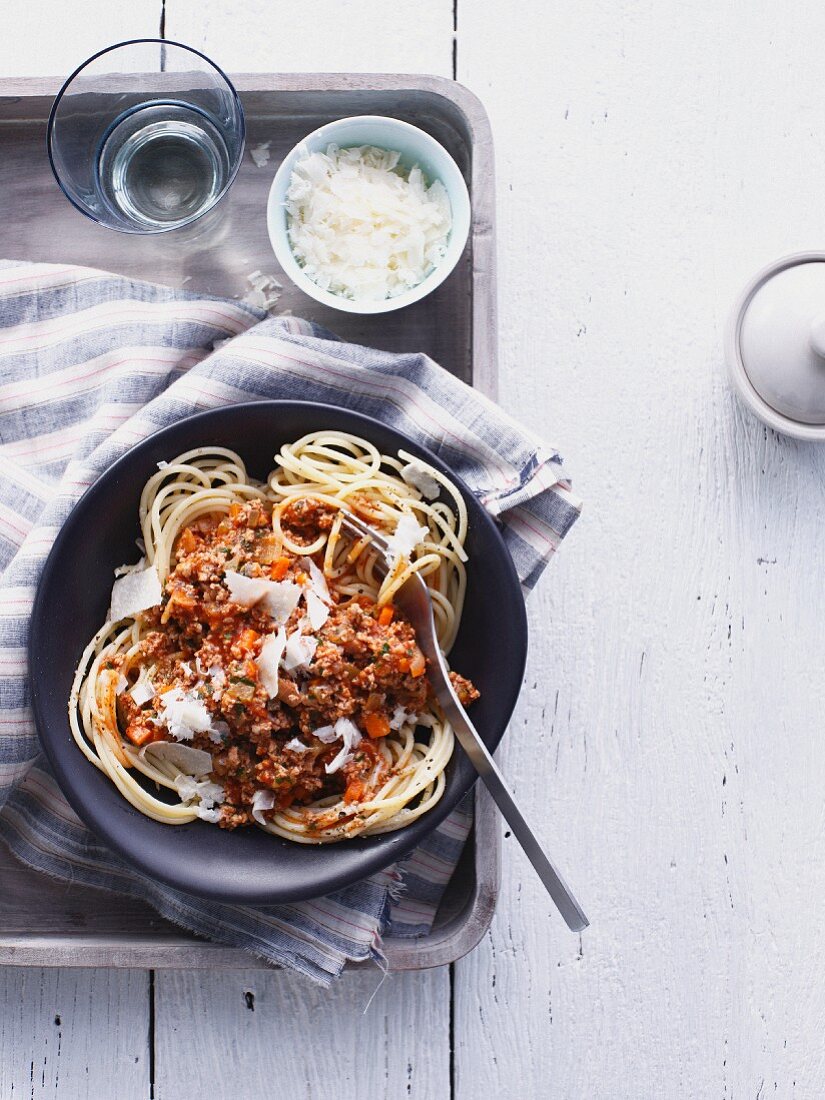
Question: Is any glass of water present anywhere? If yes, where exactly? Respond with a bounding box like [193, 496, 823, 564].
[47, 39, 245, 233]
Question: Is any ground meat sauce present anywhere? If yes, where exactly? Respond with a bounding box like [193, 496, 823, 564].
[115, 500, 478, 829]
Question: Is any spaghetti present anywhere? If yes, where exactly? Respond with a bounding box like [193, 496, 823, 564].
[69, 431, 478, 843]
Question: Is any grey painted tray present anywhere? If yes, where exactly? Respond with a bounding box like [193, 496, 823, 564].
[0, 73, 500, 971]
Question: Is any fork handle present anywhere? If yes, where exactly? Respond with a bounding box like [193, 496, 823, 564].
[446, 704, 589, 932]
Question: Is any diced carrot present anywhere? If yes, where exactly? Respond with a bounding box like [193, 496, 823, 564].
[378, 605, 395, 626]
[363, 712, 390, 739]
[243, 659, 258, 680]
[269, 556, 291, 581]
[295, 571, 308, 585]
[409, 647, 426, 678]
[229, 502, 244, 520]
[125, 723, 165, 747]
[176, 527, 197, 555]
[236, 628, 261, 655]
[344, 779, 365, 804]
[398, 657, 411, 673]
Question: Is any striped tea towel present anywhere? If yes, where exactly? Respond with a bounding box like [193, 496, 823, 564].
[0, 261, 581, 984]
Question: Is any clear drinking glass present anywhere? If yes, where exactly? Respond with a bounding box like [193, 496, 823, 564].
[47, 39, 245, 234]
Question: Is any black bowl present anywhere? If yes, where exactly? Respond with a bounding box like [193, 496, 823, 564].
[30, 402, 527, 903]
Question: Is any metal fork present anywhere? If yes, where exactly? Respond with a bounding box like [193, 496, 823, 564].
[338, 511, 589, 932]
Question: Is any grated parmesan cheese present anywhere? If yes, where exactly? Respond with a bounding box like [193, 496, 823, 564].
[156, 687, 216, 742]
[285, 144, 452, 302]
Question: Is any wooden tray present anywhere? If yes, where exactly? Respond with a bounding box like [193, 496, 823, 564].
[0, 73, 500, 971]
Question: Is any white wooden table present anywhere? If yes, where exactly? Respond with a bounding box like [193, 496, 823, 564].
[3, 2, 825, 1096]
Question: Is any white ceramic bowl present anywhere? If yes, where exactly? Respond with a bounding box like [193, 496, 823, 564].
[726, 252, 825, 441]
[266, 115, 471, 315]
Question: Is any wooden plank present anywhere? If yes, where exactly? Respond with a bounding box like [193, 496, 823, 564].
[0, 968, 150, 1098]
[153, 966, 450, 1099]
[0, 2, 160, 77]
[454, 1, 825, 1097]
[165, 0, 453, 77]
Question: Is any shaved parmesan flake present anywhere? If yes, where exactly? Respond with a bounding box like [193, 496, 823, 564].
[174, 775, 224, 808]
[283, 631, 318, 671]
[312, 724, 338, 744]
[130, 677, 155, 707]
[224, 570, 273, 607]
[245, 269, 282, 311]
[209, 720, 230, 744]
[325, 717, 363, 775]
[108, 564, 162, 622]
[115, 674, 129, 694]
[386, 513, 428, 561]
[262, 580, 302, 624]
[249, 142, 271, 168]
[390, 705, 416, 730]
[140, 741, 213, 777]
[157, 687, 215, 742]
[197, 805, 222, 823]
[203, 661, 226, 688]
[305, 589, 330, 630]
[387, 705, 434, 731]
[251, 788, 276, 825]
[224, 571, 302, 624]
[400, 461, 441, 500]
[301, 557, 331, 604]
[285, 737, 310, 754]
[256, 628, 287, 698]
[286, 144, 452, 303]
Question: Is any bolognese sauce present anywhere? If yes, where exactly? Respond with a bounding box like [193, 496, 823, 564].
[112, 500, 478, 830]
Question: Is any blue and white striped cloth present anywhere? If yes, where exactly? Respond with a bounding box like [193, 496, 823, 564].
[0, 261, 580, 984]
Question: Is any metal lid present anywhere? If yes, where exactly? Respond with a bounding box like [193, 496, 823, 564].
[726, 252, 825, 439]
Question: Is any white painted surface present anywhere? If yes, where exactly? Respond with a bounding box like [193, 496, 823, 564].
[0, 968, 149, 1098]
[0, 2, 159, 77]
[154, 968, 450, 1100]
[165, 0, 453, 76]
[4, 1, 825, 1097]
[455, 2, 825, 1097]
